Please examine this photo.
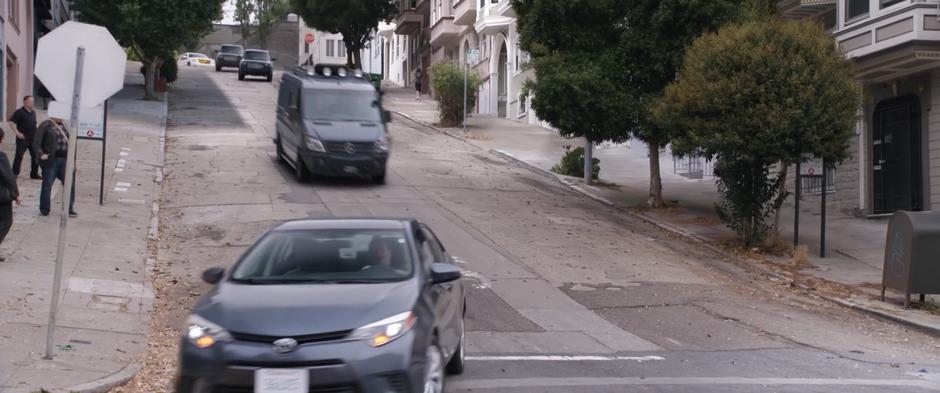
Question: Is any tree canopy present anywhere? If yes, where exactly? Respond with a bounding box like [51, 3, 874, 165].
[74, 0, 223, 99]
[291, 0, 397, 68]
[513, 0, 742, 205]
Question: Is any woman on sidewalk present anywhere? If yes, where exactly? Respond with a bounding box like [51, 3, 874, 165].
[0, 127, 22, 261]
[415, 68, 424, 99]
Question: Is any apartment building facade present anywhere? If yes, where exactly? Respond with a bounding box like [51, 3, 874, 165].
[1, 0, 70, 117]
[297, 19, 384, 75]
[780, 0, 940, 216]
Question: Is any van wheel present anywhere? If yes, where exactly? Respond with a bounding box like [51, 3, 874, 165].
[295, 154, 311, 182]
[275, 137, 287, 164]
[372, 171, 386, 185]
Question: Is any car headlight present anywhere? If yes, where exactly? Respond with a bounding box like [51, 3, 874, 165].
[305, 136, 326, 152]
[185, 314, 232, 349]
[350, 311, 416, 347]
[375, 136, 390, 152]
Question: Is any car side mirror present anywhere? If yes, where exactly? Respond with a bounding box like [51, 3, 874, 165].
[202, 267, 225, 285]
[382, 110, 392, 123]
[430, 263, 461, 284]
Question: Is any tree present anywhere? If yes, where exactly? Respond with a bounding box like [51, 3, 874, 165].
[430, 61, 481, 127]
[235, 0, 290, 48]
[513, 0, 636, 178]
[292, 0, 397, 68]
[653, 17, 858, 246]
[74, 0, 223, 100]
[616, 0, 743, 207]
[513, 0, 741, 198]
[234, 0, 255, 43]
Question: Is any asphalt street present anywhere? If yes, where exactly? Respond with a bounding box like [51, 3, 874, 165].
[149, 66, 940, 392]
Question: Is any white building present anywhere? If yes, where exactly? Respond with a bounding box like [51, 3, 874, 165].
[377, 22, 410, 86]
[297, 19, 383, 75]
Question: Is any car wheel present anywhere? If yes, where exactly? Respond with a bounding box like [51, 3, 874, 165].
[175, 376, 195, 393]
[215, 64, 221, 72]
[267, 73, 273, 82]
[372, 171, 386, 185]
[187, 61, 191, 66]
[238, 72, 245, 81]
[275, 137, 287, 164]
[295, 153, 310, 182]
[424, 343, 445, 393]
[445, 317, 466, 375]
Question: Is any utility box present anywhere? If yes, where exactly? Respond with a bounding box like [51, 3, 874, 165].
[882, 210, 940, 308]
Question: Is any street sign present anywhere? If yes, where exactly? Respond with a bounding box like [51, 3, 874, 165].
[305, 33, 315, 44]
[48, 101, 104, 139]
[34, 21, 126, 107]
[466, 48, 480, 65]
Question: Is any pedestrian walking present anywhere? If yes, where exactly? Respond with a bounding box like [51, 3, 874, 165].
[0, 127, 22, 261]
[8, 96, 40, 179]
[414, 68, 424, 99]
[33, 117, 76, 217]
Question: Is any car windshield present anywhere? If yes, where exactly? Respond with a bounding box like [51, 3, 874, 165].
[191, 53, 208, 58]
[231, 229, 413, 283]
[220, 46, 242, 53]
[244, 51, 269, 60]
[304, 91, 381, 122]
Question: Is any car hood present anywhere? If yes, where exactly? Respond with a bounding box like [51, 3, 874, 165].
[307, 120, 383, 142]
[194, 280, 419, 337]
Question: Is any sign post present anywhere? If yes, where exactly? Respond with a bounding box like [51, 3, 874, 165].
[34, 21, 127, 360]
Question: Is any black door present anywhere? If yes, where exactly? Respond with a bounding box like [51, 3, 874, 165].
[873, 95, 923, 214]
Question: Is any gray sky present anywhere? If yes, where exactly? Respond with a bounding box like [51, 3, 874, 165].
[220, 0, 236, 25]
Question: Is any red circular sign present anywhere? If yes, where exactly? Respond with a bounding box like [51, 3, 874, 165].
[808, 168, 815, 175]
[86, 130, 94, 137]
[305, 33, 315, 44]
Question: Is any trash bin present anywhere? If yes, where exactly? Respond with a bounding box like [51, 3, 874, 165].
[881, 210, 940, 308]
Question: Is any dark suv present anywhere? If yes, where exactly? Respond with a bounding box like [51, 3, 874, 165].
[239, 49, 275, 82]
[215, 44, 243, 71]
[275, 64, 392, 184]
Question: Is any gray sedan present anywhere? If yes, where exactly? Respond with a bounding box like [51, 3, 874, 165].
[175, 218, 466, 393]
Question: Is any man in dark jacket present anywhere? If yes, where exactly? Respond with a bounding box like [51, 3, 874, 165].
[9, 95, 40, 179]
[0, 127, 21, 261]
[33, 117, 76, 217]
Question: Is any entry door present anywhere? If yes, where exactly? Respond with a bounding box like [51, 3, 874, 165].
[872, 95, 923, 214]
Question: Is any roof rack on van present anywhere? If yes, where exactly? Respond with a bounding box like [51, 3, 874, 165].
[288, 64, 365, 79]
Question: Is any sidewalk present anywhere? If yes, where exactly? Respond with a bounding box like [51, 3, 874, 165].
[0, 63, 165, 393]
[383, 85, 940, 334]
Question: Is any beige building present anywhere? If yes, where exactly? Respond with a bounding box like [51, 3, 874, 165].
[780, 0, 940, 216]
[3, 0, 34, 119]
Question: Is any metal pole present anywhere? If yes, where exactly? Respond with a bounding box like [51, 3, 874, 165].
[45, 46, 84, 360]
[99, 100, 107, 205]
[463, 60, 468, 130]
[820, 159, 827, 258]
[794, 162, 800, 246]
[584, 138, 593, 184]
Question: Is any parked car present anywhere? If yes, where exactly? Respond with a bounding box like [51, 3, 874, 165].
[238, 49, 275, 82]
[215, 44, 244, 71]
[178, 52, 215, 68]
[175, 218, 467, 393]
[275, 64, 393, 184]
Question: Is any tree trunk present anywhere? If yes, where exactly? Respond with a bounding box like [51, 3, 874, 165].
[648, 142, 664, 208]
[353, 50, 362, 71]
[143, 58, 160, 101]
[771, 163, 789, 240]
[583, 138, 593, 184]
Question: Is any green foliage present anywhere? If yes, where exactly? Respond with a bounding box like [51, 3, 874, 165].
[161, 59, 178, 83]
[713, 157, 782, 246]
[73, 0, 223, 99]
[654, 18, 859, 245]
[429, 62, 480, 127]
[292, 0, 397, 68]
[551, 145, 600, 180]
[234, 0, 255, 43]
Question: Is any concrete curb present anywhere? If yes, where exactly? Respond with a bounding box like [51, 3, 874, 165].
[400, 110, 940, 337]
[59, 363, 140, 393]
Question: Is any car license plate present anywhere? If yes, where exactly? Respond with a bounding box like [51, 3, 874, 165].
[343, 166, 358, 174]
[255, 369, 308, 393]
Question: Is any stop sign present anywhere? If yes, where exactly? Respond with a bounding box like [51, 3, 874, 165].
[305, 33, 315, 44]
[35, 21, 126, 107]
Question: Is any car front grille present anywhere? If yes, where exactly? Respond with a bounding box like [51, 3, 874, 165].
[230, 330, 352, 345]
[213, 385, 358, 393]
[228, 359, 344, 368]
[323, 142, 375, 154]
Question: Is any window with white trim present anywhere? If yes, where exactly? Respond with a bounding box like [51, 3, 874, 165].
[326, 40, 335, 57]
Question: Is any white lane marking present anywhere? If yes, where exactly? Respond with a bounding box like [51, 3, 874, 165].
[466, 355, 664, 362]
[114, 168, 124, 172]
[116, 159, 126, 168]
[119, 151, 129, 157]
[116, 182, 131, 187]
[114, 187, 128, 192]
[121, 147, 132, 151]
[449, 377, 937, 390]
